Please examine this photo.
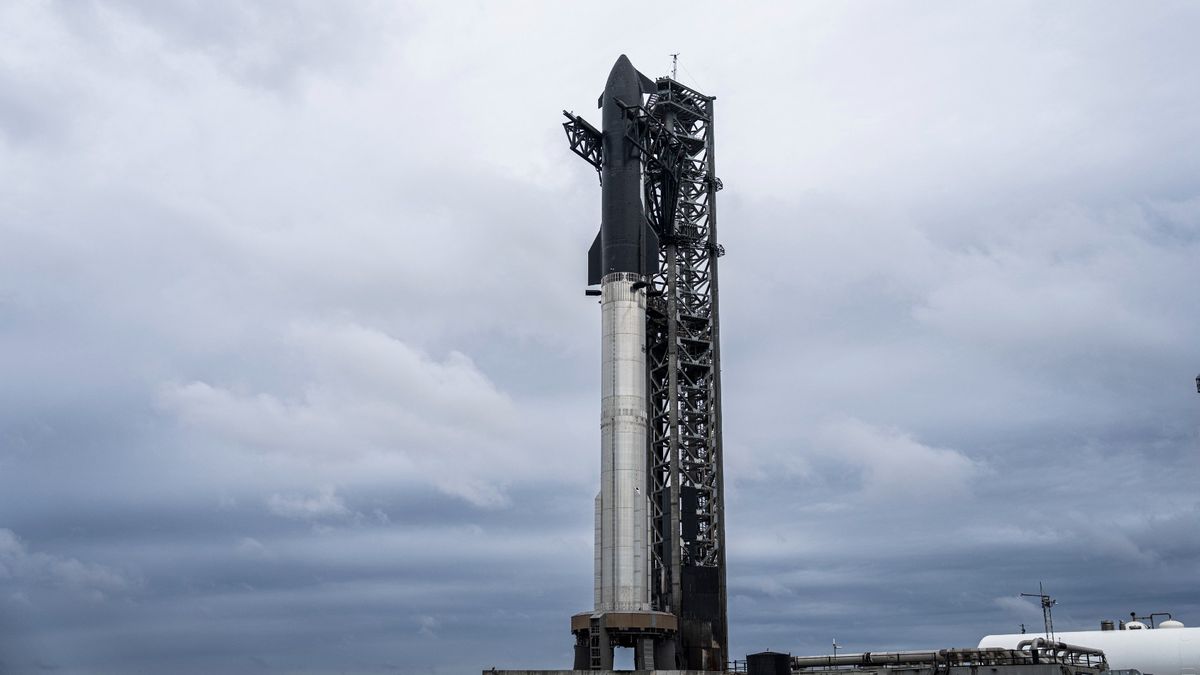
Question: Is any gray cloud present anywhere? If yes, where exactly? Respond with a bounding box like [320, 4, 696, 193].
[266, 488, 353, 522]
[0, 528, 133, 598]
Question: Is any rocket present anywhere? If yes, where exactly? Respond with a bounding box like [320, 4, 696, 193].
[588, 55, 659, 614]
[588, 54, 660, 286]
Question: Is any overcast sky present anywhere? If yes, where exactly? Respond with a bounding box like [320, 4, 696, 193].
[2, 1, 1199, 673]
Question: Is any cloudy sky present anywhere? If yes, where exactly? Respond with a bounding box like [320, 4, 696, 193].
[2, 1, 1199, 673]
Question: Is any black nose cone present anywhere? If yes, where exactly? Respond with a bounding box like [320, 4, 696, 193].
[610, 54, 634, 75]
[605, 54, 639, 95]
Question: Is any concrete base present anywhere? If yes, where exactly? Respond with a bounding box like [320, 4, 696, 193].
[570, 611, 679, 670]
[483, 671, 708, 674]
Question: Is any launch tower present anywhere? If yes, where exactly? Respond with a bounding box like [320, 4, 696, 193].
[563, 55, 728, 671]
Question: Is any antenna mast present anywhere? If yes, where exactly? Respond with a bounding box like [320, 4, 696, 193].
[670, 53, 678, 79]
[1020, 583, 1057, 642]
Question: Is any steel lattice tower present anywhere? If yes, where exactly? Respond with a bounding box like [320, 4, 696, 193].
[642, 77, 727, 671]
[564, 66, 727, 670]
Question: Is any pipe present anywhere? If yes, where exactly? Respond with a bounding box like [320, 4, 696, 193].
[791, 651, 941, 668]
[1015, 637, 1105, 656]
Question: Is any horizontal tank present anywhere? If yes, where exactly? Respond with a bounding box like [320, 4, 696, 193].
[980, 626, 1200, 675]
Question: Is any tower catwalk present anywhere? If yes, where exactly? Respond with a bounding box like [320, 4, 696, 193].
[564, 54, 727, 672]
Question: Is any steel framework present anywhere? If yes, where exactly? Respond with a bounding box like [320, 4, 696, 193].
[563, 75, 727, 670]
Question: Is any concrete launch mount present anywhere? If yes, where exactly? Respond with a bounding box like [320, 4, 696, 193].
[560, 55, 728, 671]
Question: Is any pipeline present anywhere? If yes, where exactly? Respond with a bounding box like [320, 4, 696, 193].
[790, 643, 1106, 671]
[791, 651, 941, 668]
[1016, 637, 1106, 657]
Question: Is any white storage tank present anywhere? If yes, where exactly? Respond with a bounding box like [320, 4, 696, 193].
[980, 624, 1200, 675]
